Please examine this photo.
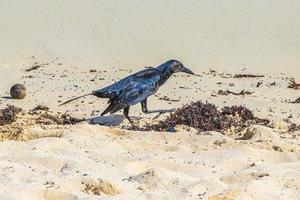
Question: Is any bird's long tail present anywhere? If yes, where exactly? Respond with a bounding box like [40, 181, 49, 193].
[58, 93, 92, 106]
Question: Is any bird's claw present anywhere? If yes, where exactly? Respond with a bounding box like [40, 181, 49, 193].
[128, 124, 142, 131]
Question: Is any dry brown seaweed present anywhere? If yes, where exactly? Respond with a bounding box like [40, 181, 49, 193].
[0, 105, 22, 125]
[144, 101, 269, 133]
[31, 104, 50, 111]
[35, 112, 86, 125]
[217, 90, 254, 96]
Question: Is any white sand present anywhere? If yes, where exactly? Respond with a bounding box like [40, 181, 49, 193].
[0, 1, 300, 199]
[0, 125, 299, 199]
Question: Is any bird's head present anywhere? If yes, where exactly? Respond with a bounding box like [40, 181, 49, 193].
[166, 59, 195, 75]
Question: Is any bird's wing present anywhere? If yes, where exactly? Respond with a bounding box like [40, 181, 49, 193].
[92, 68, 157, 99]
[120, 74, 160, 104]
[104, 71, 161, 114]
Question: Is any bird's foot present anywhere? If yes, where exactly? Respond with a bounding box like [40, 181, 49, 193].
[127, 123, 142, 131]
[125, 118, 140, 130]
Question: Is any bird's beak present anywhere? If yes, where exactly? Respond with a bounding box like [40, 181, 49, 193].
[182, 66, 195, 75]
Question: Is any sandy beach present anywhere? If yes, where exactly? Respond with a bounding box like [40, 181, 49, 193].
[1, 1, 300, 199]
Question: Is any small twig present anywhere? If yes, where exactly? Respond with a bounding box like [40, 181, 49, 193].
[233, 74, 264, 78]
[60, 163, 69, 173]
[25, 62, 44, 72]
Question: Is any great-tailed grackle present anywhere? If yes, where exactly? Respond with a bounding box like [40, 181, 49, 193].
[59, 59, 194, 126]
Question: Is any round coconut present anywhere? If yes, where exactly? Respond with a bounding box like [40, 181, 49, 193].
[10, 84, 27, 99]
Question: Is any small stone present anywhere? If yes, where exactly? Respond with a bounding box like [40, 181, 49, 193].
[10, 84, 27, 99]
[167, 127, 176, 132]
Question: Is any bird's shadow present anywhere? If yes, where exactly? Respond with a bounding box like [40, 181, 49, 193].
[89, 114, 125, 126]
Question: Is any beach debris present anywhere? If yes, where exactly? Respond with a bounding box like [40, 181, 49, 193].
[82, 178, 120, 195]
[0, 106, 23, 140]
[167, 127, 176, 132]
[209, 69, 217, 74]
[256, 81, 263, 87]
[0, 124, 24, 141]
[204, 70, 264, 79]
[288, 77, 300, 90]
[34, 112, 86, 125]
[213, 139, 227, 146]
[221, 106, 254, 120]
[25, 62, 44, 72]
[157, 95, 180, 102]
[272, 145, 283, 152]
[144, 101, 269, 133]
[29, 105, 85, 125]
[0, 107, 86, 141]
[0, 104, 85, 141]
[43, 180, 55, 189]
[34, 112, 63, 125]
[0, 105, 22, 125]
[217, 89, 254, 96]
[204, 70, 232, 78]
[289, 97, 300, 104]
[31, 104, 50, 111]
[269, 81, 276, 86]
[233, 74, 264, 78]
[59, 163, 70, 173]
[10, 84, 27, 99]
[285, 120, 300, 132]
[22, 75, 35, 79]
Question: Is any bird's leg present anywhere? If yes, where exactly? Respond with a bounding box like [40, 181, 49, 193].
[141, 99, 175, 115]
[123, 107, 135, 127]
[141, 99, 149, 113]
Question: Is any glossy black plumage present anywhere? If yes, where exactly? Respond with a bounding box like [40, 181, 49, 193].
[59, 59, 194, 126]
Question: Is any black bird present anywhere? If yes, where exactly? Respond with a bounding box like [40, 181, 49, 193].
[59, 60, 194, 126]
